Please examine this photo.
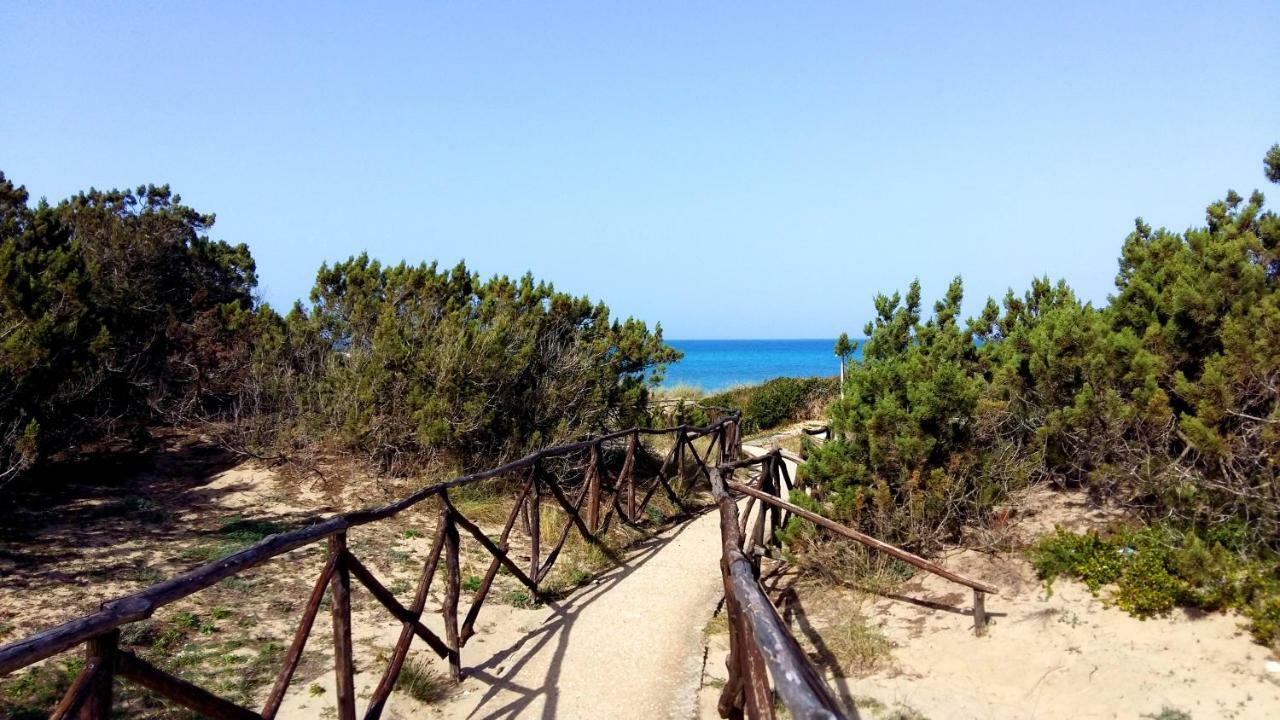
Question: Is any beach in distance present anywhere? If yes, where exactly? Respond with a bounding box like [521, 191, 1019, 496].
[660, 338, 862, 392]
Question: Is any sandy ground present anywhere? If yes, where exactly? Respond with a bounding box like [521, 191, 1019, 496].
[696, 470, 1280, 720]
[275, 505, 727, 720]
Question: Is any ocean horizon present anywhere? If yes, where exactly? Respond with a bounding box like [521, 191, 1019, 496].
[659, 338, 864, 392]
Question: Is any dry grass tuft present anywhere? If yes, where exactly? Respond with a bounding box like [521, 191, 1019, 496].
[703, 611, 729, 636]
[395, 657, 454, 704]
[826, 612, 894, 676]
[449, 478, 516, 525]
[789, 540, 914, 596]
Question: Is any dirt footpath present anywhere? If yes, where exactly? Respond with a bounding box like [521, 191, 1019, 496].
[279, 506, 727, 720]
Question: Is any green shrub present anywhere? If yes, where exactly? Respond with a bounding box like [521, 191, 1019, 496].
[805, 143, 1280, 571]
[1030, 523, 1280, 644]
[703, 376, 836, 434]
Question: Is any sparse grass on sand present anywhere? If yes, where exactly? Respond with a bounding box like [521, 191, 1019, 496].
[395, 657, 454, 704]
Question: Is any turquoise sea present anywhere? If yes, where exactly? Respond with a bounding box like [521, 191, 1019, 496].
[660, 339, 864, 392]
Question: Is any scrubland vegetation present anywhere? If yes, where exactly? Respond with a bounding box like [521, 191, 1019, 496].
[0, 173, 678, 486]
[656, 376, 837, 435]
[799, 145, 1280, 643]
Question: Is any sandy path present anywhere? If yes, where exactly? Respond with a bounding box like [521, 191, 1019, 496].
[441, 510, 727, 720]
[278, 503, 730, 720]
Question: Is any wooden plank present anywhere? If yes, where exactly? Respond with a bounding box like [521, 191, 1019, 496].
[261, 551, 337, 719]
[117, 650, 261, 720]
[716, 562, 746, 720]
[345, 551, 451, 658]
[737, 611, 774, 720]
[541, 471, 614, 560]
[443, 495, 541, 593]
[535, 471, 594, 582]
[711, 469, 846, 720]
[973, 590, 988, 636]
[625, 431, 638, 520]
[529, 464, 541, 586]
[727, 480, 998, 595]
[329, 535, 356, 720]
[586, 443, 601, 533]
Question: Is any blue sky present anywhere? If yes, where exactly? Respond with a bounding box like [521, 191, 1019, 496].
[2, 2, 1277, 338]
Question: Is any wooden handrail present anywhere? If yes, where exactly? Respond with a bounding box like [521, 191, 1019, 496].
[0, 414, 739, 678]
[727, 480, 998, 595]
[2, 411, 911, 720]
[710, 467, 845, 719]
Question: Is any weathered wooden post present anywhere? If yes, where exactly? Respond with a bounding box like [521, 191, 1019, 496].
[973, 589, 987, 636]
[677, 426, 687, 489]
[442, 503, 462, 679]
[529, 460, 541, 584]
[586, 442, 601, 533]
[328, 534, 356, 720]
[79, 629, 117, 719]
[625, 430, 638, 521]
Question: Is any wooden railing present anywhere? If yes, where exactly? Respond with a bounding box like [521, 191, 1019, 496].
[2, 415, 997, 720]
[709, 446, 999, 718]
[0, 413, 741, 720]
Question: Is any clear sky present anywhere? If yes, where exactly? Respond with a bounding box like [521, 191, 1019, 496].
[2, 2, 1277, 339]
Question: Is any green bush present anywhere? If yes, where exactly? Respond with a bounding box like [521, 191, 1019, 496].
[0, 175, 263, 484]
[1030, 523, 1280, 643]
[805, 143, 1280, 559]
[244, 254, 679, 472]
[0, 171, 681, 483]
[702, 376, 836, 434]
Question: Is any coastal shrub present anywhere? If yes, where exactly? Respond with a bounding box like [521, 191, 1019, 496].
[803, 143, 1280, 562]
[0, 175, 264, 485]
[701, 376, 837, 434]
[1030, 524, 1280, 643]
[802, 277, 1000, 551]
[0, 171, 681, 484]
[241, 254, 679, 472]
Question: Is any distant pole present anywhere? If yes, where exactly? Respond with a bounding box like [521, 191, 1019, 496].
[834, 332, 853, 401]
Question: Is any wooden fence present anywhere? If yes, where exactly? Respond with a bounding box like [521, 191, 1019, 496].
[1, 416, 997, 720]
[709, 444, 999, 720]
[0, 414, 741, 719]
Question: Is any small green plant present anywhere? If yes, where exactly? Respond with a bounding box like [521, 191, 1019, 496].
[309, 683, 326, 696]
[646, 505, 664, 525]
[506, 589, 534, 608]
[401, 528, 424, 539]
[388, 579, 412, 596]
[0, 659, 84, 719]
[181, 516, 288, 563]
[462, 574, 483, 592]
[1142, 708, 1192, 720]
[174, 611, 201, 630]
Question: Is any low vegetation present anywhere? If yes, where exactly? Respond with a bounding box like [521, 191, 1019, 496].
[394, 657, 453, 705]
[1030, 523, 1280, 644]
[659, 376, 837, 435]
